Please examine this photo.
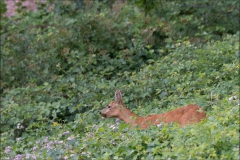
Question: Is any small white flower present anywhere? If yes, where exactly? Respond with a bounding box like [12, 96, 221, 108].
[44, 137, 48, 143]
[56, 63, 61, 68]
[32, 155, 37, 160]
[116, 118, 120, 126]
[17, 123, 24, 129]
[4, 146, 11, 154]
[63, 131, 70, 135]
[32, 146, 37, 151]
[157, 123, 162, 127]
[229, 95, 237, 101]
[16, 137, 21, 141]
[109, 125, 116, 130]
[26, 154, 31, 159]
[67, 137, 74, 141]
[87, 152, 91, 158]
[121, 134, 125, 138]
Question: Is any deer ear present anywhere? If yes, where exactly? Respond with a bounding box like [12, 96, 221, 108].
[115, 90, 123, 103]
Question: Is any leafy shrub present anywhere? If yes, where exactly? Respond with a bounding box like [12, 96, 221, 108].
[1, 1, 239, 159]
[135, 0, 239, 41]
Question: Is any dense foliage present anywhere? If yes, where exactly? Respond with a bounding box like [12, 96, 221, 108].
[1, 0, 239, 159]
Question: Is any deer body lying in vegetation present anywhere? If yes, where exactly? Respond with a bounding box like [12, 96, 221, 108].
[101, 90, 206, 129]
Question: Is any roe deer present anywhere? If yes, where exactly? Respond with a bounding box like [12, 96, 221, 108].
[100, 90, 206, 129]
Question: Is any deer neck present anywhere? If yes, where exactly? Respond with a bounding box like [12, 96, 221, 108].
[118, 105, 139, 124]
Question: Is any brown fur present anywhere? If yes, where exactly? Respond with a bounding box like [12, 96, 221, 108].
[101, 90, 206, 129]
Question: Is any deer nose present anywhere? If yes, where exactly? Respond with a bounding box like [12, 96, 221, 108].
[100, 111, 104, 115]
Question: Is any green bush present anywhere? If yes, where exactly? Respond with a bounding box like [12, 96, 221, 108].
[1, 1, 239, 159]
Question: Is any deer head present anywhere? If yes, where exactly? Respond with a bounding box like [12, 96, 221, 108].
[100, 90, 124, 118]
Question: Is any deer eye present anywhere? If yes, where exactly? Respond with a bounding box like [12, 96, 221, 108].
[108, 106, 111, 108]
